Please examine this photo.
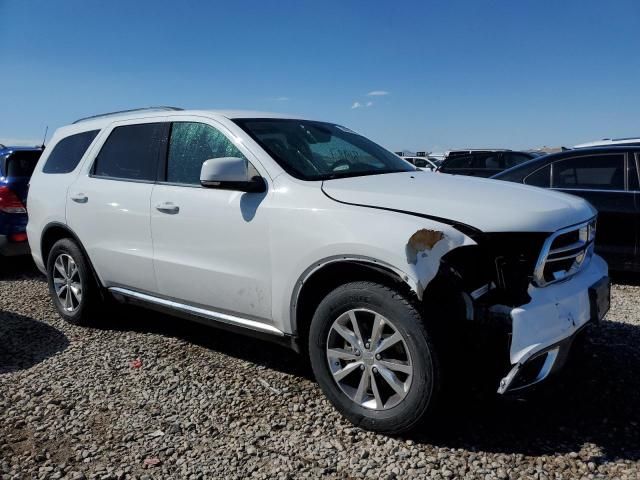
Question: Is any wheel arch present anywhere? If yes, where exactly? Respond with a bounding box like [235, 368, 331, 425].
[40, 222, 105, 289]
[290, 256, 417, 350]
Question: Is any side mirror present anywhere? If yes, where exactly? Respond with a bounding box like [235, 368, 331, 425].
[200, 157, 266, 193]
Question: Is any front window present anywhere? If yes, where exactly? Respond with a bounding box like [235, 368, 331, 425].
[234, 119, 414, 180]
[166, 122, 248, 185]
[524, 164, 551, 187]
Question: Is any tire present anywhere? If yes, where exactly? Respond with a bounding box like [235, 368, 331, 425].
[308, 281, 440, 434]
[46, 238, 103, 326]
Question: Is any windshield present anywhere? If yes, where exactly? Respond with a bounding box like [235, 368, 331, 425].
[234, 119, 414, 180]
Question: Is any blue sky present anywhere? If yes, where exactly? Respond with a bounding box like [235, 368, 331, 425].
[1, 0, 639, 152]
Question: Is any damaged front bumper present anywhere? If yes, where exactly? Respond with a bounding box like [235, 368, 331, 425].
[494, 254, 610, 394]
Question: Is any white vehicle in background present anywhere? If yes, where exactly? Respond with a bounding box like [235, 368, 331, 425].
[27, 107, 609, 434]
[574, 137, 640, 148]
[402, 156, 438, 171]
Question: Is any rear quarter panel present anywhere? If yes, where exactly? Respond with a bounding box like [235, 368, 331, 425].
[26, 130, 101, 271]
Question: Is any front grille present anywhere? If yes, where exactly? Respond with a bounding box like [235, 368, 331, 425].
[534, 218, 596, 287]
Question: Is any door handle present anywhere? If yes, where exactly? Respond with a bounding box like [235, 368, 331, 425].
[155, 202, 179, 214]
[70, 193, 88, 203]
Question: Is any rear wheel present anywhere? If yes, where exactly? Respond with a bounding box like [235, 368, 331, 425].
[46, 238, 103, 326]
[309, 281, 440, 434]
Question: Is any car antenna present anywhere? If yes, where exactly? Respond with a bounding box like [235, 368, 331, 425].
[40, 125, 48, 149]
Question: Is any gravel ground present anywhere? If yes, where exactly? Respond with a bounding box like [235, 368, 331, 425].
[1, 257, 640, 480]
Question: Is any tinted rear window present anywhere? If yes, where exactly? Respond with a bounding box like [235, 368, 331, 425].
[443, 155, 474, 169]
[92, 123, 165, 181]
[6, 150, 42, 177]
[552, 154, 625, 190]
[43, 130, 99, 174]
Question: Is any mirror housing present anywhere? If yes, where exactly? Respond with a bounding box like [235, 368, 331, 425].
[200, 157, 266, 193]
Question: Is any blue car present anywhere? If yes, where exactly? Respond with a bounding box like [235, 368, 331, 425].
[0, 145, 43, 256]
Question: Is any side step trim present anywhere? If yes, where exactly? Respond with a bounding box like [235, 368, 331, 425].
[108, 287, 284, 337]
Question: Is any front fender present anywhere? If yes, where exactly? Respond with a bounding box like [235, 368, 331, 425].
[272, 210, 476, 334]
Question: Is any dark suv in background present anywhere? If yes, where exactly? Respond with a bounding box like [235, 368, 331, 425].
[439, 150, 539, 177]
[0, 145, 42, 255]
[493, 146, 640, 272]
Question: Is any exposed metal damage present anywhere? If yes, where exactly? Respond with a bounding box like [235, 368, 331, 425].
[406, 228, 444, 263]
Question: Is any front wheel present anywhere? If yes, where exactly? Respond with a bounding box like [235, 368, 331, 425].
[308, 281, 441, 434]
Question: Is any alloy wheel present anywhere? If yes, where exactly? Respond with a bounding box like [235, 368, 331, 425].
[326, 308, 413, 410]
[52, 253, 83, 313]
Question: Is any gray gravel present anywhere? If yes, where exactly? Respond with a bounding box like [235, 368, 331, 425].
[1, 257, 640, 479]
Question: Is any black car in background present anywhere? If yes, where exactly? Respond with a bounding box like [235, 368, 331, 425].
[438, 150, 538, 177]
[493, 146, 640, 271]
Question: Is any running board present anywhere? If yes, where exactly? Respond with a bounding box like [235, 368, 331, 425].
[108, 287, 285, 337]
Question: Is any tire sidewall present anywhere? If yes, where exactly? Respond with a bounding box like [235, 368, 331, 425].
[309, 283, 438, 433]
[46, 238, 95, 324]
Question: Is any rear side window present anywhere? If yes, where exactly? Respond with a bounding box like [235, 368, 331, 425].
[443, 155, 474, 169]
[93, 123, 165, 181]
[166, 122, 245, 185]
[474, 153, 501, 169]
[6, 150, 42, 177]
[552, 154, 625, 190]
[43, 130, 99, 174]
[524, 164, 551, 187]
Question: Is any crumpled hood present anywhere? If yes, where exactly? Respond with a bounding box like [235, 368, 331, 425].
[322, 171, 596, 233]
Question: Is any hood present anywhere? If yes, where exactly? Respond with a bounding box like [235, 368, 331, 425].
[322, 171, 596, 233]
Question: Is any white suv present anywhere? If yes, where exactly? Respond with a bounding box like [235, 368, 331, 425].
[27, 107, 610, 434]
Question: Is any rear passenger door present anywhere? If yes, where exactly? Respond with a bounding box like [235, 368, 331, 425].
[67, 120, 168, 292]
[550, 152, 635, 269]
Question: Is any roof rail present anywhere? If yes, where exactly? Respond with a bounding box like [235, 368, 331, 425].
[72, 106, 183, 124]
[612, 136, 640, 141]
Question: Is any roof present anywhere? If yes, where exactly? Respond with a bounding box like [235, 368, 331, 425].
[447, 148, 511, 153]
[72, 107, 301, 124]
[58, 108, 308, 136]
[517, 145, 640, 163]
[551, 145, 640, 155]
[573, 137, 640, 148]
[493, 145, 640, 179]
[0, 145, 43, 155]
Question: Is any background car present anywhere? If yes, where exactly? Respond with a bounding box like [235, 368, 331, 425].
[402, 156, 438, 170]
[438, 150, 538, 177]
[493, 146, 640, 271]
[445, 148, 509, 158]
[0, 144, 42, 255]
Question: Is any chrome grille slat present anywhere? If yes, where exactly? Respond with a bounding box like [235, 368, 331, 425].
[533, 218, 597, 287]
[546, 251, 587, 262]
[547, 240, 591, 255]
